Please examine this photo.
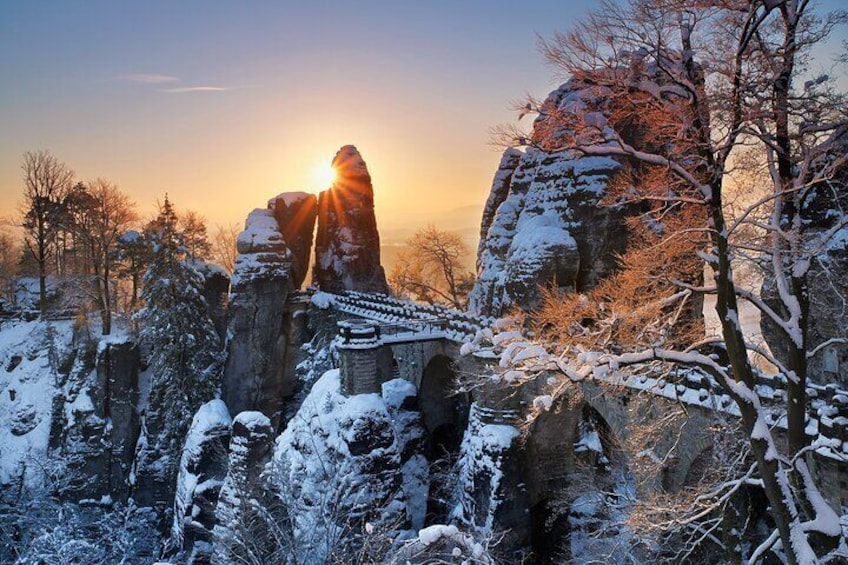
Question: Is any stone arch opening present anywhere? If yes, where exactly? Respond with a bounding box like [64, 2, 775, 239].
[418, 354, 469, 524]
[525, 396, 633, 563]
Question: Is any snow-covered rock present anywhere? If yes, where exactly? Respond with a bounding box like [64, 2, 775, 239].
[455, 403, 522, 539]
[171, 400, 231, 558]
[268, 191, 318, 288]
[212, 410, 274, 565]
[469, 80, 632, 316]
[0, 321, 72, 493]
[264, 369, 414, 560]
[223, 208, 295, 422]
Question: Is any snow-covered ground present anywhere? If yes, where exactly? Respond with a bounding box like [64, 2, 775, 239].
[0, 319, 73, 489]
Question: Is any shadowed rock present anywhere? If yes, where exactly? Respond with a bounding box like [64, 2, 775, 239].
[268, 192, 318, 289]
[313, 146, 389, 294]
[222, 209, 294, 425]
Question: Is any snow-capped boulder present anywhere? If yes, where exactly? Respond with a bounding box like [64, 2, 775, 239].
[264, 370, 414, 561]
[268, 191, 318, 289]
[313, 146, 389, 294]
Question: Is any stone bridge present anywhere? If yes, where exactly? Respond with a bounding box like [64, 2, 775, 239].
[308, 290, 848, 541]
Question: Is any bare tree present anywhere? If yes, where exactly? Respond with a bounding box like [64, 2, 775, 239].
[66, 179, 138, 334]
[389, 225, 475, 309]
[19, 150, 74, 315]
[0, 230, 19, 304]
[179, 209, 212, 262]
[498, 1, 848, 561]
[212, 222, 240, 275]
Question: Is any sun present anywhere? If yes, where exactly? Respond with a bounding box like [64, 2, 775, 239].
[311, 162, 337, 190]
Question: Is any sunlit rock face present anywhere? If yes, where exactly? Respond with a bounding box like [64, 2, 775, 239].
[268, 192, 318, 289]
[469, 82, 629, 317]
[470, 68, 704, 318]
[477, 148, 523, 262]
[313, 146, 389, 294]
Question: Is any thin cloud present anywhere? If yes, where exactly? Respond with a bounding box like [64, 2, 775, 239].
[161, 86, 232, 93]
[119, 73, 180, 84]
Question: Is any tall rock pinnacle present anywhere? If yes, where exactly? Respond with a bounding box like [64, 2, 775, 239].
[313, 145, 389, 294]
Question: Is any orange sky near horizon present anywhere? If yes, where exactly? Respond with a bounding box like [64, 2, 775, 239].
[0, 1, 582, 239]
[3, 1, 845, 243]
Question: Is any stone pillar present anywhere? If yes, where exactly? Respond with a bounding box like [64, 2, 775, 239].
[337, 320, 382, 395]
[96, 340, 140, 502]
[457, 379, 530, 550]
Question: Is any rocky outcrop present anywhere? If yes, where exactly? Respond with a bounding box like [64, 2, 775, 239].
[477, 148, 523, 262]
[222, 208, 295, 425]
[171, 400, 231, 563]
[313, 146, 389, 294]
[469, 143, 627, 316]
[268, 192, 318, 289]
[263, 369, 413, 561]
[212, 411, 275, 565]
[44, 337, 140, 503]
[193, 261, 230, 344]
[94, 339, 141, 500]
[470, 70, 707, 318]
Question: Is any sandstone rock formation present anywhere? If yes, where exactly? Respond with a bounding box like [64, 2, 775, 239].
[268, 192, 318, 289]
[192, 260, 231, 343]
[469, 141, 628, 316]
[171, 400, 232, 561]
[477, 147, 523, 261]
[212, 411, 275, 565]
[222, 208, 293, 423]
[470, 71, 706, 318]
[46, 337, 140, 502]
[263, 369, 415, 561]
[222, 205, 310, 426]
[313, 146, 389, 294]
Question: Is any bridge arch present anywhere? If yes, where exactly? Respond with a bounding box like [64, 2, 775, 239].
[419, 354, 469, 460]
[417, 354, 469, 524]
[523, 389, 627, 561]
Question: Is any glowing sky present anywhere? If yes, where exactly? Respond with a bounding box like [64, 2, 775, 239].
[1, 1, 846, 234]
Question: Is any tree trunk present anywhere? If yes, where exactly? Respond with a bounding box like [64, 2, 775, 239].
[710, 198, 799, 564]
[102, 263, 112, 335]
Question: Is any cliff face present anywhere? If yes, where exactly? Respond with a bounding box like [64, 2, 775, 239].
[268, 192, 319, 289]
[469, 116, 629, 316]
[313, 146, 389, 294]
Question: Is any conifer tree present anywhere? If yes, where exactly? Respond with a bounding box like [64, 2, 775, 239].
[132, 196, 223, 507]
